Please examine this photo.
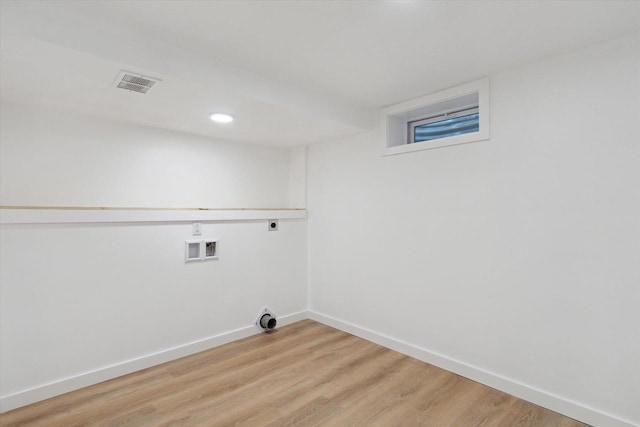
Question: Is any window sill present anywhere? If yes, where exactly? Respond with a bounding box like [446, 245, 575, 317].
[383, 130, 490, 156]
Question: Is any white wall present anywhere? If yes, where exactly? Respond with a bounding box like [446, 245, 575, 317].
[0, 103, 291, 208]
[0, 104, 307, 409]
[307, 33, 639, 425]
[288, 146, 307, 209]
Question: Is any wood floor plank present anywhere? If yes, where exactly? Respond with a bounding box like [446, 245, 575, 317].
[153, 329, 364, 424]
[267, 396, 342, 427]
[451, 386, 514, 426]
[0, 369, 174, 427]
[103, 405, 164, 427]
[325, 360, 441, 427]
[0, 320, 590, 427]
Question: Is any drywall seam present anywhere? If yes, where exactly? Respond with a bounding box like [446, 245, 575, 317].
[0, 311, 309, 413]
[308, 311, 638, 427]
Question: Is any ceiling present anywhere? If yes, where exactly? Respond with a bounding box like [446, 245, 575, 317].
[1, 0, 639, 147]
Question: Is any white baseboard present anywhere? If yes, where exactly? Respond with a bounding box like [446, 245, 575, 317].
[0, 310, 308, 413]
[308, 311, 637, 427]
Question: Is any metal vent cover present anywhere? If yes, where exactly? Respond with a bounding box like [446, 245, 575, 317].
[114, 71, 161, 94]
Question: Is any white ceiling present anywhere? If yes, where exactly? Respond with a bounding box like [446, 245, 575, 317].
[1, 0, 639, 147]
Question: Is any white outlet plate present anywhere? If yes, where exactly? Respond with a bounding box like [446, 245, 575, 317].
[192, 223, 202, 236]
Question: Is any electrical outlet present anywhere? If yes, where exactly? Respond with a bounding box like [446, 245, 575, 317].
[192, 223, 202, 236]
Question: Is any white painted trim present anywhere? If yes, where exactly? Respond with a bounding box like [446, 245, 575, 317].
[308, 311, 638, 427]
[0, 208, 306, 225]
[0, 311, 309, 413]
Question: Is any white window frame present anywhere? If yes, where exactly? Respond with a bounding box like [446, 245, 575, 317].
[383, 78, 490, 156]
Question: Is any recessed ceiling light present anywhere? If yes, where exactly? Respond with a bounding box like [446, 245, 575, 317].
[210, 113, 234, 123]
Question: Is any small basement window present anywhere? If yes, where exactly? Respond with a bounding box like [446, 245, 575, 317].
[384, 78, 489, 155]
[409, 106, 479, 143]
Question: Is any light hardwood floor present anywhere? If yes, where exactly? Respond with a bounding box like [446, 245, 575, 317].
[0, 320, 588, 426]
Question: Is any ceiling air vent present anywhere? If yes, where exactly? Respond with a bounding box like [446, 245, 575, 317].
[114, 71, 161, 94]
